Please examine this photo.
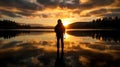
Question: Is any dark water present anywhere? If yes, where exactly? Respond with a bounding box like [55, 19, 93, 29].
[0, 29, 120, 67]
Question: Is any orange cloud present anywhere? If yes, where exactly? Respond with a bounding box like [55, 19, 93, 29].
[0, 0, 120, 25]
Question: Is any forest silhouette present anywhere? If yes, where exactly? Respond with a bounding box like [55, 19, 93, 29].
[68, 16, 120, 29]
[0, 20, 31, 29]
[0, 16, 120, 29]
[0, 20, 52, 29]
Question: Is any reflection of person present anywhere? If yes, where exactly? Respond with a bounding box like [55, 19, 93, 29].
[54, 48, 65, 67]
[54, 19, 65, 50]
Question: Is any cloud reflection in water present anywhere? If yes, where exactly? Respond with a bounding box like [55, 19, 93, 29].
[0, 30, 120, 67]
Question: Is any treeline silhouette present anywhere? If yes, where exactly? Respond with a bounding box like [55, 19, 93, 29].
[0, 20, 53, 29]
[68, 16, 120, 29]
[90, 16, 120, 29]
[0, 20, 31, 29]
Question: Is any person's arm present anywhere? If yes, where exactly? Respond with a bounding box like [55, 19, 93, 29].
[63, 26, 65, 35]
[64, 27, 65, 34]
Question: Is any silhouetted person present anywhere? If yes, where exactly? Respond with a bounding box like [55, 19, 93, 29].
[54, 19, 65, 67]
[54, 19, 65, 51]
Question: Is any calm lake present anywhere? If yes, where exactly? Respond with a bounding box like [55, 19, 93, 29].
[0, 29, 120, 67]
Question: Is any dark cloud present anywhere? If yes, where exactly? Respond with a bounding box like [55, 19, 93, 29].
[87, 8, 120, 17]
[91, 0, 114, 6]
[104, 12, 120, 17]
[60, 0, 80, 9]
[109, 8, 120, 12]
[37, 0, 80, 9]
[40, 14, 49, 18]
[37, 0, 58, 6]
[0, 0, 44, 17]
[0, 0, 119, 18]
[72, 9, 81, 14]
[0, 0, 42, 10]
[79, 0, 114, 9]
[37, 0, 118, 12]
[0, 9, 21, 17]
[0, 9, 36, 17]
[0, 14, 2, 18]
[27, 0, 120, 18]
[16, 12, 33, 17]
[113, 0, 120, 7]
[87, 9, 108, 16]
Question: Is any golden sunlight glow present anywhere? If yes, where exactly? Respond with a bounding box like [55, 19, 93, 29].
[63, 21, 69, 26]
[62, 18, 71, 26]
[34, 6, 75, 18]
[80, 0, 90, 4]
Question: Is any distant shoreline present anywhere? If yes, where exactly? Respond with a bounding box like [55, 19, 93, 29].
[0, 29, 118, 32]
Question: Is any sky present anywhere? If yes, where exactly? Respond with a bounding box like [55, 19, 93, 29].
[0, 0, 120, 26]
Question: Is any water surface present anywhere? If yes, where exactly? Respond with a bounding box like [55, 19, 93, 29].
[0, 29, 120, 67]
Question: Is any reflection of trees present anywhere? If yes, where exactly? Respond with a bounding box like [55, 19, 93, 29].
[67, 30, 120, 43]
[0, 31, 53, 39]
[92, 31, 120, 43]
[0, 31, 51, 39]
[0, 31, 30, 39]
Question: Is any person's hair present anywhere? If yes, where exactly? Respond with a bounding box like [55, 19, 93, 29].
[58, 19, 62, 24]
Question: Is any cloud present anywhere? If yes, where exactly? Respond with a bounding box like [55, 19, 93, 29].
[37, 0, 80, 9]
[39, 14, 49, 18]
[0, 14, 2, 18]
[87, 8, 108, 16]
[0, 0, 43, 17]
[16, 11, 33, 17]
[104, 12, 120, 17]
[31, 0, 119, 18]
[0, 0, 119, 18]
[0, 0, 42, 10]
[0, 9, 21, 17]
[86, 8, 120, 17]
[109, 8, 120, 12]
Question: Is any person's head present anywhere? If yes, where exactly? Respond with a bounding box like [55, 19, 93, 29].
[57, 19, 62, 24]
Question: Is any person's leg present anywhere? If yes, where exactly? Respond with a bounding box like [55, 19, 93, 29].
[61, 35, 65, 66]
[61, 35, 64, 50]
[61, 36, 64, 59]
[57, 37, 60, 50]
